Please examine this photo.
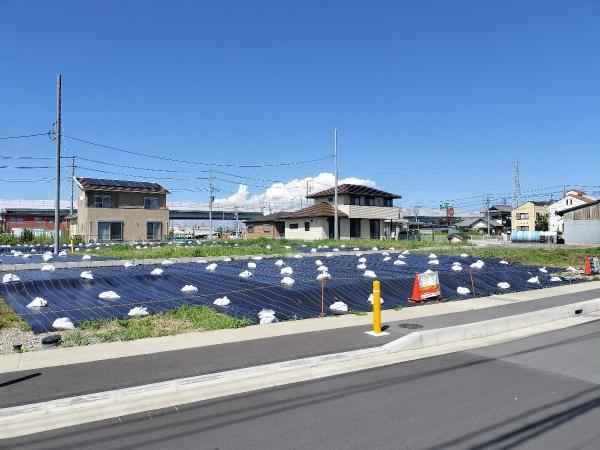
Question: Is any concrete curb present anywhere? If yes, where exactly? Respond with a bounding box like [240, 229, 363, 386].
[383, 298, 600, 353]
[1, 302, 599, 439]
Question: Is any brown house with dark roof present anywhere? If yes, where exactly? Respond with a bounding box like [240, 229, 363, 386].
[74, 177, 170, 242]
[243, 212, 289, 239]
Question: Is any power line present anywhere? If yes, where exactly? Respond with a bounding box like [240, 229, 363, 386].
[63, 134, 334, 168]
[0, 132, 50, 140]
[0, 155, 54, 160]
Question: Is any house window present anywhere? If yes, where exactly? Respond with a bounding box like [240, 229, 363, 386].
[147, 222, 162, 240]
[263, 224, 271, 232]
[349, 195, 360, 206]
[328, 197, 334, 202]
[383, 198, 393, 207]
[94, 195, 112, 208]
[517, 226, 529, 231]
[144, 197, 159, 209]
[289, 223, 299, 229]
[365, 197, 375, 206]
[350, 218, 361, 238]
[304, 222, 310, 231]
[10, 217, 24, 223]
[247, 225, 254, 233]
[34, 217, 44, 223]
[516, 213, 529, 220]
[98, 221, 123, 241]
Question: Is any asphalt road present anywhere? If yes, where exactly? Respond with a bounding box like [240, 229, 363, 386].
[2, 287, 599, 408]
[4, 319, 600, 449]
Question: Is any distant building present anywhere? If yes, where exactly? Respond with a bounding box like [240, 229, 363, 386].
[281, 184, 401, 240]
[486, 204, 512, 231]
[455, 216, 502, 234]
[74, 178, 170, 242]
[243, 212, 289, 239]
[511, 201, 550, 232]
[558, 200, 600, 244]
[0, 209, 68, 237]
[548, 190, 595, 234]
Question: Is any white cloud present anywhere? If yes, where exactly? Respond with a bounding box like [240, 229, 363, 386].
[213, 172, 376, 212]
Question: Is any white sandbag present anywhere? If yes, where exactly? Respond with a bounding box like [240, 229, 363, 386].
[470, 260, 485, 269]
[527, 276, 540, 284]
[423, 269, 434, 274]
[260, 314, 278, 324]
[274, 259, 285, 267]
[205, 263, 218, 271]
[428, 259, 439, 265]
[82, 254, 92, 261]
[460, 253, 469, 258]
[41, 264, 55, 272]
[329, 301, 348, 314]
[162, 259, 174, 266]
[382, 251, 389, 256]
[325, 253, 333, 258]
[280, 266, 293, 275]
[99, 290, 120, 300]
[383, 256, 391, 262]
[372, 247, 379, 251]
[356, 253, 363, 257]
[457, 286, 471, 295]
[258, 308, 277, 323]
[128, 306, 149, 316]
[497, 282, 511, 289]
[340, 244, 346, 248]
[428, 253, 437, 259]
[252, 256, 263, 261]
[317, 265, 329, 272]
[310, 248, 318, 253]
[281, 276, 295, 286]
[42, 253, 53, 262]
[124, 261, 136, 268]
[367, 293, 383, 304]
[364, 270, 377, 278]
[53, 317, 74, 330]
[566, 266, 578, 273]
[293, 254, 303, 259]
[315, 259, 323, 266]
[397, 254, 405, 259]
[316, 272, 331, 281]
[58, 250, 67, 257]
[283, 245, 291, 249]
[222, 257, 232, 262]
[550, 276, 562, 282]
[247, 262, 257, 269]
[197, 260, 208, 264]
[394, 260, 406, 266]
[499, 260, 509, 265]
[213, 296, 231, 306]
[539, 267, 548, 273]
[239, 270, 253, 278]
[27, 297, 47, 308]
[353, 247, 360, 251]
[150, 268, 163, 276]
[358, 257, 367, 263]
[181, 284, 199, 292]
[22, 254, 30, 259]
[356, 263, 367, 270]
[80, 271, 94, 280]
[451, 265, 462, 271]
[333, 248, 340, 252]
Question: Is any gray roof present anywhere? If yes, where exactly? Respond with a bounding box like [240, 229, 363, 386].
[456, 217, 500, 228]
[489, 204, 512, 212]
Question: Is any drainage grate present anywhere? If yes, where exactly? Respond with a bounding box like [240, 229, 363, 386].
[398, 323, 423, 329]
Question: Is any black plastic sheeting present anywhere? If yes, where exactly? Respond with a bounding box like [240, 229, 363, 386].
[0, 253, 578, 333]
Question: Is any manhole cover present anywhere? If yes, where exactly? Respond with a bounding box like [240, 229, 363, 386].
[397, 323, 423, 329]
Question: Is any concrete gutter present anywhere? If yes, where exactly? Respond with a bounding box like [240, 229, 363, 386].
[1, 300, 599, 439]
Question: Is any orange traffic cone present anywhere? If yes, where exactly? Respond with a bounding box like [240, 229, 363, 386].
[585, 256, 592, 276]
[410, 272, 422, 302]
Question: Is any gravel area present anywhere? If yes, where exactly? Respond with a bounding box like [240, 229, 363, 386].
[0, 328, 70, 354]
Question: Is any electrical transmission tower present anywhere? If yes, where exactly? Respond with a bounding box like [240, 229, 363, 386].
[512, 159, 521, 208]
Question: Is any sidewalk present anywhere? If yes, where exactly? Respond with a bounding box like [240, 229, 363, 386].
[0, 281, 599, 409]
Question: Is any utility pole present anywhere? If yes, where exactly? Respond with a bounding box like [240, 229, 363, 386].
[70, 156, 76, 236]
[208, 170, 214, 239]
[333, 128, 339, 240]
[413, 206, 420, 232]
[54, 75, 62, 255]
[485, 194, 491, 236]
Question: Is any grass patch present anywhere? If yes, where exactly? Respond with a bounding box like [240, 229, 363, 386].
[60, 305, 252, 347]
[350, 310, 368, 316]
[0, 296, 30, 331]
[419, 246, 600, 268]
[92, 237, 466, 260]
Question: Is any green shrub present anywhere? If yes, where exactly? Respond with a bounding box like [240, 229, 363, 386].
[19, 229, 34, 243]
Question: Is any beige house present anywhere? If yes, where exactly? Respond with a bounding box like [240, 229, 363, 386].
[73, 178, 170, 242]
[281, 184, 401, 240]
[511, 201, 550, 232]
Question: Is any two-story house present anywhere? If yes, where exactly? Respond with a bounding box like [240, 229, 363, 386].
[511, 201, 550, 232]
[281, 184, 401, 240]
[73, 177, 170, 242]
[548, 190, 595, 233]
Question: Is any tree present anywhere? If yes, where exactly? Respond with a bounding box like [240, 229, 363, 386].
[535, 215, 548, 231]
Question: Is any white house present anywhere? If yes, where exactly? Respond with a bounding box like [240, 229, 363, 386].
[548, 190, 595, 233]
[558, 200, 600, 244]
[281, 184, 401, 240]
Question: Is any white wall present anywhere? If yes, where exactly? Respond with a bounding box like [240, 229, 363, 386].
[337, 205, 399, 220]
[549, 196, 590, 233]
[284, 218, 328, 240]
[563, 218, 600, 244]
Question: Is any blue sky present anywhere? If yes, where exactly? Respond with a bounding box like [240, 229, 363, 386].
[1, 0, 599, 213]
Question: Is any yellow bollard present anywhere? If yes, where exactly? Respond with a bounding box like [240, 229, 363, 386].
[70, 238, 74, 255]
[372, 280, 381, 335]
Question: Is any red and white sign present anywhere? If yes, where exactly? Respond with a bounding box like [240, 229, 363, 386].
[419, 271, 441, 299]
